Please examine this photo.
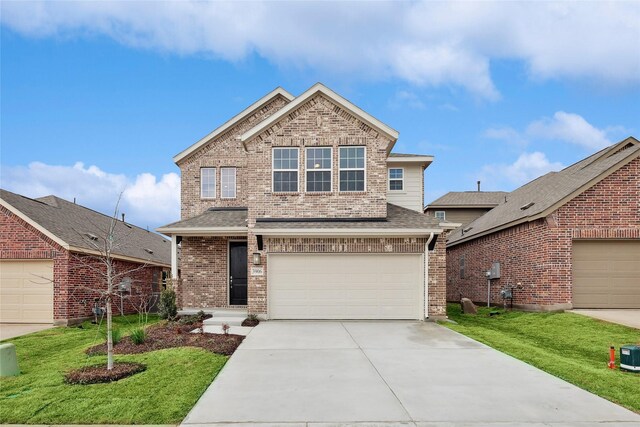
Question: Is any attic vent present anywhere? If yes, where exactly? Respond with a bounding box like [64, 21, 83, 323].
[520, 202, 535, 210]
[144, 248, 154, 254]
[608, 142, 635, 157]
[461, 226, 473, 235]
[85, 233, 98, 241]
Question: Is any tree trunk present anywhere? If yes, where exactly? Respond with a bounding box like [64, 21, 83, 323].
[106, 295, 114, 370]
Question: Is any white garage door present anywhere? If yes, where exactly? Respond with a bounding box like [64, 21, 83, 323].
[0, 260, 54, 323]
[572, 240, 640, 309]
[268, 254, 424, 319]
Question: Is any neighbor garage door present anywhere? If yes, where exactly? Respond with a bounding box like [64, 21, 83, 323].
[0, 260, 54, 323]
[268, 254, 423, 319]
[572, 240, 640, 308]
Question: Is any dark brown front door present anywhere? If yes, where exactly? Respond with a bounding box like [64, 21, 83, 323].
[229, 241, 248, 305]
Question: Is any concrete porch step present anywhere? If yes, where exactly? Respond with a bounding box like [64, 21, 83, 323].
[203, 316, 245, 327]
[211, 309, 248, 318]
[201, 324, 254, 336]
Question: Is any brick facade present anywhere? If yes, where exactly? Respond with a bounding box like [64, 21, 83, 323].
[175, 88, 446, 319]
[446, 157, 640, 310]
[1, 205, 163, 324]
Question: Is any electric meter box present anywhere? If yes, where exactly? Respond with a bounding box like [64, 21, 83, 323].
[620, 345, 640, 372]
[489, 262, 501, 279]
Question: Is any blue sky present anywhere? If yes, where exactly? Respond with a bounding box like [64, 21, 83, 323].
[1, 1, 639, 229]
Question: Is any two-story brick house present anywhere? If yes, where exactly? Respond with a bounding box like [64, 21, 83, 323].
[158, 83, 452, 320]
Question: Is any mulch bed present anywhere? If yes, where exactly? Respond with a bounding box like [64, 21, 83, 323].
[65, 362, 146, 385]
[242, 318, 260, 327]
[86, 320, 244, 356]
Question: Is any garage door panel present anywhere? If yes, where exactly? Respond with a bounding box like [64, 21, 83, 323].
[572, 240, 640, 309]
[269, 254, 423, 319]
[1, 260, 54, 323]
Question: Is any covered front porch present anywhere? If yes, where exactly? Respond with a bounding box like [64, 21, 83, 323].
[157, 207, 250, 311]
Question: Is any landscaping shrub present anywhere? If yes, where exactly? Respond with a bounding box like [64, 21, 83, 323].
[158, 289, 177, 320]
[130, 328, 146, 345]
[111, 328, 122, 345]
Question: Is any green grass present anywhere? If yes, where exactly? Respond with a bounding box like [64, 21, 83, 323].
[0, 315, 227, 424]
[443, 304, 640, 413]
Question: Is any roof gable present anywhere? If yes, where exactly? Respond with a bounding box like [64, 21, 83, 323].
[173, 87, 294, 164]
[240, 83, 399, 150]
[448, 137, 640, 246]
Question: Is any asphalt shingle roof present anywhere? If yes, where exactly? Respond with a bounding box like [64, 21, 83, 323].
[1, 189, 171, 266]
[255, 203, 441, 230]
[447, 138, 640, 246]
[158, 208, 248, 230]
[427, 191, 508, 208]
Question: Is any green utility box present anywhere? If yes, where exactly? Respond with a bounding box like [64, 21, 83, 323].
[620, 345, 640, 372]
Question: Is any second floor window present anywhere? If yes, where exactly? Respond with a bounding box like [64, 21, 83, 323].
[306, 147, 332, 192]
[201, 167, 216, 199]
[273, 148, 299, 192]
[221, 167, 236, 199]
[389, 168, 404, 191]
[435, 211, 446, 221]
[339, 146, 365, 192]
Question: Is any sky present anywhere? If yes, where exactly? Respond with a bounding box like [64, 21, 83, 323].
[1, 1, 639, 230]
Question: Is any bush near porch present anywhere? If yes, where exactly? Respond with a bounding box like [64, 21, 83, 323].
[443, 304, 640, 414]
[0, 315, 227, 424]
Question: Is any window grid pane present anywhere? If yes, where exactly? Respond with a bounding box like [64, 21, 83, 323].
[339, 147, 365, 191]
[307, 171, 331, 192]
[201, 168, 216, 198]
[273, 148, 299, 193]
[306, 148, 332, 192]
[389, 180, 403, 190]
[221, 167, 236, 198]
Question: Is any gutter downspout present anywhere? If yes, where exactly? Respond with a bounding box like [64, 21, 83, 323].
[171, 235, 179, 279]
[424, 232, 435, 320]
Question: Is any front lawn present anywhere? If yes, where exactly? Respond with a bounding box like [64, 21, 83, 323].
[443, 304, 640, 413]
[0, 315, 227, 424]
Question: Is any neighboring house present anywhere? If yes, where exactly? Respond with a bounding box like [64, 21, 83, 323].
[157, 83, 452, 320]
[0, 189, 171, 325]
[425, 190, 507, 226]
[446, 137, 640, 310]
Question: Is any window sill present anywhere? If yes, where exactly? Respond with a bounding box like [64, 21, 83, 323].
[304, 191, 334, 196]
[271, 192, 300, 195]
[388, 191, 407, 194]
[338, 191, 367, 195]
[200, 197, 216, 200]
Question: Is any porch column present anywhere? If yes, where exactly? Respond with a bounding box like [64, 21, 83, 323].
[171, 234, 179, 279]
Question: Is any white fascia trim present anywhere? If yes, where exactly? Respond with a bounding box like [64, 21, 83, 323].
[155, 226, 248, 236]
[0, 198, 70, 249]
[252, 228, 442, 237]
[439, 222, 462, 229]
[240, 83, 400, 143]
[387, 156, 434, 165]
[173, 87, 295, 163]
[68, 246, 171, 268]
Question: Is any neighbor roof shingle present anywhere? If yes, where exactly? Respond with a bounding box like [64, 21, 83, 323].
[157, 208, 248, 230]
[447, 137, 640, 246]
[427, 191, 508, 208]
[1, 189, 171, 266]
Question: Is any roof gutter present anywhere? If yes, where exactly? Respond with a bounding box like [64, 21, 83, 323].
[252, 228, 442, 237]
[155, 226, 248, 236]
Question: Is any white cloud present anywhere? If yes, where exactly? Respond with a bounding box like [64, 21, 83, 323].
[480, 152, 564, 188]
[1, 2, 638, 99]
[1, 162, 180, 229]
[483, 126, 528, 147]
[526, 111, 611, 150]
[388, 90, 426, 110]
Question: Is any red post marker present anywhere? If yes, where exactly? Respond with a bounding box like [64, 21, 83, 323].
[608, 346, 616, 369]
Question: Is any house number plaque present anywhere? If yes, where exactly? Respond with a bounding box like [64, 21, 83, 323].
[251, 266, 264, 276]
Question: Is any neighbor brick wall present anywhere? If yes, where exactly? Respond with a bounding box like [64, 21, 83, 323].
[1, 205, 163, 323]
[178, 95, 290, 219]
[446, 156, 640, 310]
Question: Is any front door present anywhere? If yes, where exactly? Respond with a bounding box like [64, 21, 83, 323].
[229, 241, 248, 305]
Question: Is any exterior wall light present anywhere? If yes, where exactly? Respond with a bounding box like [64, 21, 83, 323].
[252, 252, 262, 265]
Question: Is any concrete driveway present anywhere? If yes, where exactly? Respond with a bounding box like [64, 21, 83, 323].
[571, 309, 640, 329]
[0, 323, 54, 341]
[183, 321, 640, 427]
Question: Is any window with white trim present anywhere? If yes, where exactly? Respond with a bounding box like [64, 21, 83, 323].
[306, 147, 332, 192]
[221, 167, 236, 198]
[388, 168, 404, 191]
[273, 148, 299, 192]
[339, 146, 365, 192]
[200, 167, 216, 199]
[435, 211, 446, 221]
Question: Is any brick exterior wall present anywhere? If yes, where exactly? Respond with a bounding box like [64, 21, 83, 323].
[1, 205, 163, 324]
[446, 156, 640, 310]
[177, 95, 290, 219]
[174, 89, 447, 318]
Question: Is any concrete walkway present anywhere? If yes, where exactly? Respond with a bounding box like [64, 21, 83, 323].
[571, 309, 640, 329]
[182, 321, 640, 427]
[0, 323, 54, 341]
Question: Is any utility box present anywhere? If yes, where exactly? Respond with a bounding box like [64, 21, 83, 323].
[489, 262, 501, 279]
[620, 345, 640, 372]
